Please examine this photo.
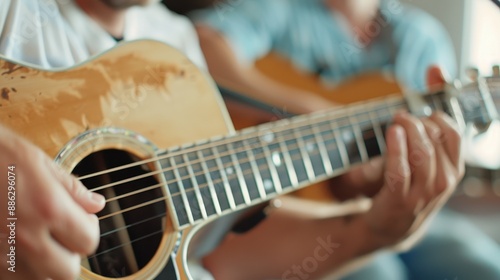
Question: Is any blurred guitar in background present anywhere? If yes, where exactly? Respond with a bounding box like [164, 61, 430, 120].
[223, 52, 500, 202]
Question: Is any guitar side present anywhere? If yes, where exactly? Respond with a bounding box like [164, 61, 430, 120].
[0, 40, 234, 280]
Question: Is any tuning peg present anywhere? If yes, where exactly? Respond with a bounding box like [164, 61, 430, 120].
[466, 66, 480, 82]
[493, 65, 500, 77]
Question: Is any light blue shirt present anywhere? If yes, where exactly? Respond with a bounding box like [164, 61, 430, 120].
[193, 0, 457, 92]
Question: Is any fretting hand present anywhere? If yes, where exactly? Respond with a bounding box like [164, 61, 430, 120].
[0, 125, 105, 280]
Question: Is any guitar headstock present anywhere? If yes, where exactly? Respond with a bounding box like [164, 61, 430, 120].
[406, 66, 500, 169]
[453, 67, 500, 169]
[456, 75, 500, 131]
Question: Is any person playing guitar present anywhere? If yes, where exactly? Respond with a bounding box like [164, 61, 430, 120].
[0, 0, 470, 279]
[193, 0, 500, 279]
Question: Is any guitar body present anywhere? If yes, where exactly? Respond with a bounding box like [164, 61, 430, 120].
[0, 40, 234, 279]
[255, 52, 403, 105]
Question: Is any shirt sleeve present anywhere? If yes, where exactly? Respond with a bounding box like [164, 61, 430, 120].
[178, 15, 209, 71]
[391, 6, 457, 92]
[0, 0, 90, 68]
[191, 0, 290, 65]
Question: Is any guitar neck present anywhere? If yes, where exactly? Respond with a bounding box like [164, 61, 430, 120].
[159, 78, 500, 229]
[159, 95, 407, 228]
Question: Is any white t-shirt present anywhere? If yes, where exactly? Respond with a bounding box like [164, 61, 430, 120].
[0, 0, 206, 69]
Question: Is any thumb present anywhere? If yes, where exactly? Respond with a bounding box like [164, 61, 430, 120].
[48, 158, 105, 214]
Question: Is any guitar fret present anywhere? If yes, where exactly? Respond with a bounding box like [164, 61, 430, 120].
[261, 142, 283, 193]
[293, 127, 315, 181]
[354, 111, 375, 159]
[268, 141, 293, 189]
[197, 149, 222, 215]
[157, 153, 182, 228]
[333, 127, 350, 168]
[244, 138, 267, 200]
[252, 144, 278, 195]
[478, 77, 499, 121]
[183, 153, 208, 220]
[320, 128, 344, 172]
[227, 143, 252, 205]
[279, 138, 299, 187]
[176, 155, 204, 222]
[349, 114, 369, 162]
[169, 156, 195, 225]
[212, 146, 237, 210]
[302, 130, 327, 178]
[312, 124, 334, 175]
[370, 108, 386, 155]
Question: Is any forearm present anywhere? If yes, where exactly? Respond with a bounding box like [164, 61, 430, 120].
[308, 213, 386, 279]
[196, 25, 334, 114]
[203, 202, 387, 280]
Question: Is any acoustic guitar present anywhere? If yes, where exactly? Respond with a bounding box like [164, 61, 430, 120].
[0, 40, 498, 280]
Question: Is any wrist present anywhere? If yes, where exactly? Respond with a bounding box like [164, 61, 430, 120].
[356, 213, 398, 253]
[318, 214, 386, 266]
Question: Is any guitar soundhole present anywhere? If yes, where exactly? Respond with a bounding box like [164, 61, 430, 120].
[73, 149, 166, 278]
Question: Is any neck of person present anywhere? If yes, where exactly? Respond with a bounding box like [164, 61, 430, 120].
[75, 0, 126, 39]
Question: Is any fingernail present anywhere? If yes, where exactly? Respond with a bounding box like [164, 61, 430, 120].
[393, 125, 405, 140]
[89, 191, 105, 205]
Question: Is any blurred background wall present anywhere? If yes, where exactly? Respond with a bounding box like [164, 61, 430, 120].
[401, 0, 500, 79]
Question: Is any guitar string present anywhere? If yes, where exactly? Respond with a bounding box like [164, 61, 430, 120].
[91, 103, 394, 197]
[90, 229, 164, 259]
[94, 104, 500, 247]
[89, 99, 397, 201]
[95, 103, 399, 233]
[95, 151, 320, 239]
[96, 136, 375, 223]
[79, 84, 500, 184]
[88, 91, 495, 224]
[89, 80, 498, 258]
[87, 91, 496, 237]
[100, 108, 391, 206]
[77, 96, 405, 182]
[92, 144, 366, 257]
[86, 99, 467, 259]
[100, 212, 166, 238]
[78, 97, 395, 180]
[88, 87, 500, 258]
[91, 85, 498, 204]
[93, 92, 494, 223]
[84, 97, 404, 194]
[96, 140, 347, 237]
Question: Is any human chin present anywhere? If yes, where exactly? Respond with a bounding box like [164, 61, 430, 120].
[101, 0, 160, 9]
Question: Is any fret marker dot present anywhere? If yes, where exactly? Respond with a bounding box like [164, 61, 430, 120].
[226, 167, 234, 175]
[264, 179, 273, 191]
[342, 131, 353, 142]
[423, 106, 432, 116]
[306, 142, 315, 152]
[272, 152, 282, 166]
[261, 132, 275, 143]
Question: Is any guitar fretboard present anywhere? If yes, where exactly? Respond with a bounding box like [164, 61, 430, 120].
[158, 96, 406, 228]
